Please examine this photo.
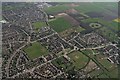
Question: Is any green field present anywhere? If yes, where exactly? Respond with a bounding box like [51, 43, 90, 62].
[48, 17, 72, 32]
[99, 59, 113, 70]
[95, 54, 117, 71]
[74, 3, 103, 13]
[81, 18, 108, 26]
[76, 26, 85, 32]
[23, 42, 49, 59]
[106, 21, 119, 32]
[44, 4, 70, 14]
[89, 69, 104, 77]
[33, 21, 47, 32]
[81, 49, 95, 58]
[82, 18, 118, 32]
[52, 57, 73, 71]
[81, 18, 118, 42]
[74, 2, 117, 14]
[97, 73, 109, 78]
[108, 68, 118, 78]
[97, 27, 118, 42]
[68, 51, 89, 70]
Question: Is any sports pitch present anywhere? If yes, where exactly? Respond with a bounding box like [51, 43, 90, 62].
[32, 21, 47, 32]
[68, 51, 89, 70]
[23, 42, 49, 59]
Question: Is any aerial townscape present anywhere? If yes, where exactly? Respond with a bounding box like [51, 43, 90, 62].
[1, 2, 120, 79]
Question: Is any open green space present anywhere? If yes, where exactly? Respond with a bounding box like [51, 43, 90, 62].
[48, 17, 72, 32]
[68, 51, 89, 70]
[76, 26, 85, 32]
[81, 18, 118, 42]
[52, 57, 73, 72]
[97, 73, 109, 78]
[82, 50, 111, 72]
[32, 21, 47, 32]
[81, 49, 94, 58]
[96, 27, 118, 42]
[74, 2, 117, 15]
[59, 26, 85, 38]
[89, 69, 103, 77]
[74, 3, 103, 13]
[81, 18, 104, 23]
[44, 4, 70, 14]
[92, 53, 118, 78]
[107, 21, 119, 32]
[108, 68, 118, 78]
[94, 2, 118, 10]
[23, 42, 49, 59]
[82, 18, 118, 32]
[92, 50, 100, 55]
[98, 59, 113, 70]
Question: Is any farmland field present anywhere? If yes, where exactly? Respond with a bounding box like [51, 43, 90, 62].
[44, 4, 70, 14]
[81, 18, 107, 25]
[74, 3, 103, 13]
[74, 3, 118, 18]
[48, 17, 72, 32]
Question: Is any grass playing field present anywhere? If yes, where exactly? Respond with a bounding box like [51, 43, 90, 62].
[23, 42, 49, 59]
[33, 21, 47, 28]
[108, 68, 118, 78]
[52, 57, 73, 72]
[68, 51, 89, 70]
[95, 54, 117, 71]
[98, 73, 109, 78]
[81, 49, 95, 58]
[89, 69, 104, 78]
[48, 17, 72, 32]
[32, 21, 47, 32]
